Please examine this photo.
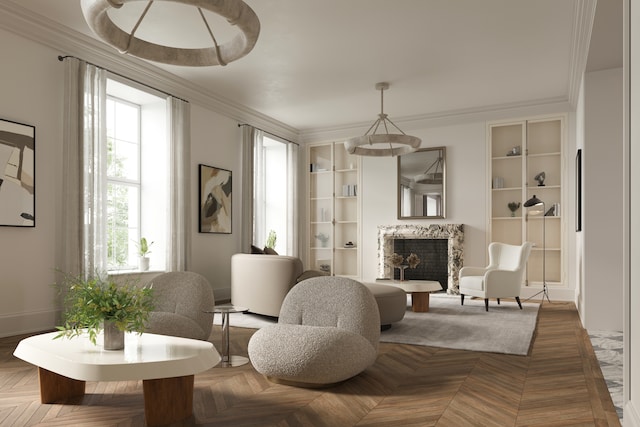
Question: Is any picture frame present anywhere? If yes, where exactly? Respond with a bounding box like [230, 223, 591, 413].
[0, 118, 35, 227]
[575, 149, 582, 232]
[199, 164, 232, 234]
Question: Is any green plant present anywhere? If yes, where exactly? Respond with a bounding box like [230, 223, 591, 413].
[266, 230, 277, 249]
[135, 237, 154, 257]
[54, 272, 154, 345]
[315, 233, 329, 244]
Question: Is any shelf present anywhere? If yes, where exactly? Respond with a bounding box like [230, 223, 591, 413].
[526, 185, 560, 190]
[336, 247, 358, 251]
[492, 187, 520, 192]
[492, 216, 522, 220]
[310, 221, 333, 225]
[492, 155, 522, 161]
[527, 152, 561, 158]
[335, 168, 357, 173]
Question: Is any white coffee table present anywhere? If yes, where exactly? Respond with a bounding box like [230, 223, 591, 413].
[375, 279, 442, 312]
[13, 331, 220, 426]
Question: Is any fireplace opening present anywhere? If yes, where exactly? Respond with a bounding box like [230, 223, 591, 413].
[393, 239, 448, 291]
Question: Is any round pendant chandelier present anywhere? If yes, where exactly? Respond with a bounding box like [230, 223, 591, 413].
[344, 82, 421, 157]
[81, 0, 260, 67]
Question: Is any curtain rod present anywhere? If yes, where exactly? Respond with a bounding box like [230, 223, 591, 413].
[58, 55, 189, 104]
[238, 123, 299, 146]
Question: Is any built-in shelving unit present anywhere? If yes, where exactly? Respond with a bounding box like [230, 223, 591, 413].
[307, 142, 360, 278]
[488, 116, 565, 286]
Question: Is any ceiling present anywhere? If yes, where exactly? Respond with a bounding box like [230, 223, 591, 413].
[5, 0, 623, 136]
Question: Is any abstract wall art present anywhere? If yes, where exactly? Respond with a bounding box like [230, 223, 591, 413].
[199, 164, 232, 234]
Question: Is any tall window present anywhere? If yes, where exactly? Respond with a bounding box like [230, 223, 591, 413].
[105, 79, 168, 272]
[253, 133, 298, 255]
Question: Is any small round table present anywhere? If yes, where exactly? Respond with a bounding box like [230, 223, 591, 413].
[212, 305, 249, 367]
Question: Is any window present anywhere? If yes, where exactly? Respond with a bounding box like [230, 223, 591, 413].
[105, 79, 168, 272]
[252, 133, 298, 255]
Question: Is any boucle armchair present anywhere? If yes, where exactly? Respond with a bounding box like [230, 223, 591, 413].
[459, 242, 532, 311]
[231, 253, 303, 317]
[248, 276, 380, 387]
[144, 271, 214, 340]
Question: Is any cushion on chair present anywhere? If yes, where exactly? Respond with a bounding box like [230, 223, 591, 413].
[459, 275, 485, 292]
[145, 271, 214, 340]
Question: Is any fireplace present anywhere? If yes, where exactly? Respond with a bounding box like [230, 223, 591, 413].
[378, 224, 464, 294]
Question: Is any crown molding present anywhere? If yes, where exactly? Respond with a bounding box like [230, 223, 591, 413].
[567, 0, 597, 108]
[0, 2, 300, 143]
[299, 97, 571, 143]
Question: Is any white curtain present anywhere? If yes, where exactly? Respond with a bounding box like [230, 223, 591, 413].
[241, 126, 298, 255]
[240, 126, 258, 253]
[166, 97, 191, 271]
[60, 58, 108, 278]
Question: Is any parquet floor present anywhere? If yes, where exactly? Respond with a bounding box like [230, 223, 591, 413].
[0, 302, 620, 426]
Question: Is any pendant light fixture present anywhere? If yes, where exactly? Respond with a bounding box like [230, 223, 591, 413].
[81, 0, 260, 67]
[414, 155, 444, 184]
[344, 82, 421, 157]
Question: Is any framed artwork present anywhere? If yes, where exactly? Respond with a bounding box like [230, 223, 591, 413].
[199, 164, 232, 234]
[575, 149, 582, 232]
[0, 118, 35, 227]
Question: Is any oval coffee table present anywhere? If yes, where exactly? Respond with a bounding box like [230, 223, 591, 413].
[375, 279, 442, 312]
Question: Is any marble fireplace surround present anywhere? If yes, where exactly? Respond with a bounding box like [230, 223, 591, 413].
[378, 224, 464, 294]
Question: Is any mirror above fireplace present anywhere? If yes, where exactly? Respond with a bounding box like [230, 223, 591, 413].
[397, 147, 446, 219]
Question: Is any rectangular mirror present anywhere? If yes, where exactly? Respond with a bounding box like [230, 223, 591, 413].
[398, 147, 446, 219]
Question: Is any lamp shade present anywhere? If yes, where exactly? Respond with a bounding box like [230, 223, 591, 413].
[524, 195, 543, 207]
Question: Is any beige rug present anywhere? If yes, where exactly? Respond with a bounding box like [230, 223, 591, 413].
[214, 294, 540, 356]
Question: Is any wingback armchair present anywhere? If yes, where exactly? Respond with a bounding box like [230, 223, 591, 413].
[459, 242, 533, 311]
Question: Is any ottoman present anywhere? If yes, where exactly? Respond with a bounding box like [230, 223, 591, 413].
[364, 283, 406, 330]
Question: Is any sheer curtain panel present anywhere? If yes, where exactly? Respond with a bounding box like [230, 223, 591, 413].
[60, 58, 108, 278]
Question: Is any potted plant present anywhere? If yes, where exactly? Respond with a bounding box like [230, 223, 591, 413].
[315, 232, 330, 247]
[135, 237, 154, 271]
[266, 230, 277, 249]
[54, 272, 154, 350]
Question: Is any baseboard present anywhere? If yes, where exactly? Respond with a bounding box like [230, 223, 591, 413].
[626, 400, 640, 427]
[0, 309, 59, 338]
[519, 286, 575, 302]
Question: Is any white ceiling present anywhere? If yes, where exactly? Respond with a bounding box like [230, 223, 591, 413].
[5, 0, 623, 135]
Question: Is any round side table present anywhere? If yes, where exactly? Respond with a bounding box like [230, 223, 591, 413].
[211, 305, 249, 367]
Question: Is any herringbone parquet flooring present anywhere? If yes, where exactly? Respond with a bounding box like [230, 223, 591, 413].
[0, 302, 620, 426]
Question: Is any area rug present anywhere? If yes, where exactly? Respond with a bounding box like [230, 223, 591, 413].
[214, 294, 540, 356]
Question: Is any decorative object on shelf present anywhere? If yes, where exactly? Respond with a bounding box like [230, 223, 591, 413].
[506, 146, 521, 156]
[80, 0, 260, 67]
[317, 260, 331, 273]
[534, 171, 546, 186]
[508, 202, 521, 217]
[492, 176, 504, 189]
[315, 233, 330, 247]
[523, 195, 551, 304]
[135, 236, 153, 271]
[54, 272, 154, 350]
[344, 82, 421, 157]
[0, 118, 35, 227]
[199, 164, 232, 234]
[344, 241, 355, 248]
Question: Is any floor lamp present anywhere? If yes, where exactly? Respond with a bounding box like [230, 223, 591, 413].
[523, 195, 551, 304]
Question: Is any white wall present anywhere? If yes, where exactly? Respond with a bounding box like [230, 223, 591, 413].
[360, 122, 488, 282]
[625, 0, 640, 424]
[581, 68, 624, 331]
[0, 28, 245, 336]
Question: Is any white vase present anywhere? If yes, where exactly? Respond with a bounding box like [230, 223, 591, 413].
[138, 256, 150, 271]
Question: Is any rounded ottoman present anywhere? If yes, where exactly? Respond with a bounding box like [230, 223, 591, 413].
[364, 283, 406, 330]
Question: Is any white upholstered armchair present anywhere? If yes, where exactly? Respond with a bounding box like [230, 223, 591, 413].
[459, 242, 533, 311]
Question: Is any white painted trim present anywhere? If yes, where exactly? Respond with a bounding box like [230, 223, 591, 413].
[626, 401, 640, 427]
[0, 309, 60, 338]
[567, 0, 598, 107]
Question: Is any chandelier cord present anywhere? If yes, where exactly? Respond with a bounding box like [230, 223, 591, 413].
[123, 0, 155, 54]
[198, 8, 227, 66]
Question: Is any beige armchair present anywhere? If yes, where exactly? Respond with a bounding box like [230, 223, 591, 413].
[248, 276, 380, 387]
[145, 271, 214, 340]
[231, 253, 304, 317]
[459, 242, 533, 311]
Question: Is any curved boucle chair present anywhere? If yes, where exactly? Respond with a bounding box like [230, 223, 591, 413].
[248, 276, 380, 387]
[145, 271, 214, 340]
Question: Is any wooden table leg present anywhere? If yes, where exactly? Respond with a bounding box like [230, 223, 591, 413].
[412, 292, 430, 312]
[38, 367, 85, 403]
[143, 375, 194, 426]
